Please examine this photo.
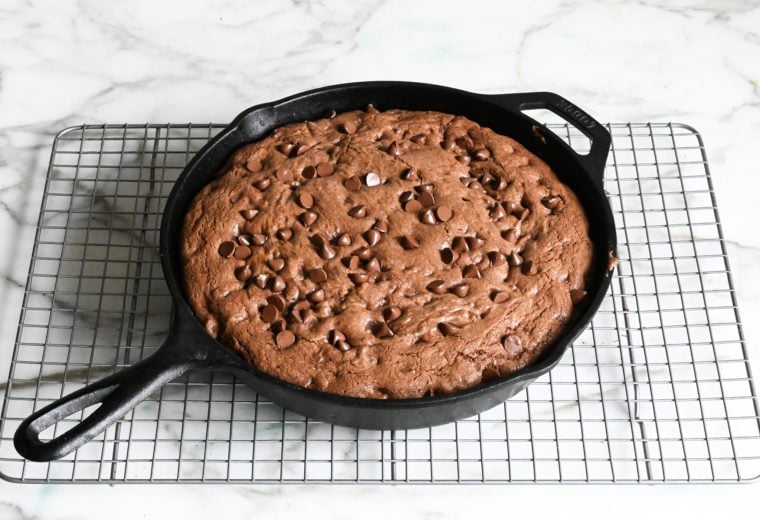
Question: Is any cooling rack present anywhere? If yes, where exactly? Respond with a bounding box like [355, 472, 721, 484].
[0, 122, 758, 484]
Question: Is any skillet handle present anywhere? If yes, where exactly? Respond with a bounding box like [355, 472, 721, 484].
[486, 92, 611, 188]
[14, 348, 200, 462]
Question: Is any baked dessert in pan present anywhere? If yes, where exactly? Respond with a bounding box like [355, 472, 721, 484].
[181, 108, 593, 398]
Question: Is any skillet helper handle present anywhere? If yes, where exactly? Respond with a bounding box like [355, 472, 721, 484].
[488, 92, 611, 188]
[14, 351, 196, 462]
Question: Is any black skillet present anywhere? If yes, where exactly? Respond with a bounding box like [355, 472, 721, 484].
[15, 82, 616, 461]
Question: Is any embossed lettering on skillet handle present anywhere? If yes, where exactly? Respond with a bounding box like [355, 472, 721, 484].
[485, 92, 611, 188]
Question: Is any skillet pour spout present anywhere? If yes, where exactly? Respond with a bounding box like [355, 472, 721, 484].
[15, 82, 616, 462]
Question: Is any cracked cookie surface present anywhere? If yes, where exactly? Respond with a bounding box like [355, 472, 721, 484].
[181, 108, 593, 399]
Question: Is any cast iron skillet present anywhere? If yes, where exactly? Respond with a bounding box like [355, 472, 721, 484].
[15, 81, 616, 462]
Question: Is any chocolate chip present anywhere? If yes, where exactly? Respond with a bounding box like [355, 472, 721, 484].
[335, 340, 352, 352]
[366, 103, 379, 114]
[435, 206, 453, 222]
[401, 167, 418, 180]
[267, 294, 286, 312]
[467, 179, 485, 191]
[276, 330, 296, 348]
[308, 268, 328, 283]
[327, 110, 337, 118]
[344, 176, 362, 191]
[238, 234, 252, 246]
[458, 135, 474, 149]
[234, 265, 252, 282]
[253, 178, 271, 191]
[420, 209, 437, 225]
[542, 195, 561, 209]
[503, 229, 518, 243]
[268, 258, 285, 272]
[309, 289, 325, 303]
[452, 237, 469, 253]
[415, 183, 434, 194]
[491, 177, 507, 191]
[462, 265, 481, 279]
[503, 201, 518, 214]
[336, 233, 352, 246]
[218, 241, 236, 258]
[473, 149, 490, 161]
[294, 143, 309, 156]
[270, 276, 286, 292]
[348, 204, 366, 218]
[522, 261, 538, 275]
[466, 236, 484, 249]
[373, 220, 388, 233]
[328, 329, 346, 345]
[491, 290, 510, 303]
[319, 244, 336, 260]
[234, 245, 252, 259]
[440, 247, 457, 264]
[292, 300, 310, 314]
[316, 162, 334, 177]
[357, 247, 373, 261]
[364, 229, 381, 246]
[502, 334, 521, 353]
[375, 323, 394, 339]
[387, 141, 401, 156]
[438, 322, 460, 337]
[570, 288, 587, 305]
[296, 192, 314, 209]
[508, 252, 523, 267]
[276, 169, 293, 182]
[251, 233, 268, 246]
[261, 304, 279, 323]
[253, 273, 269, 289]
[400, 191, 416, 203]
[365, 258, 381, 272]
[456, 155, 471, 165]
[276, 228, 293, 241]
[246, 158, 263, 172]
[340, 121, 356, 134]
[383, 306, 401, 322]
[404, 199, 423, 213]
[442, 139, 456, 151]
[365, 171, 381, 187]
[349, 272, 369, 285]
[489, 251, 507, 266]
[399, 235, 419, 250]
[427, 280, 446, 294]
[418, 191, 436, 208]
[345, 255, 361, 269]
[277, 143, 295, 156]
[451, 284, 469, 297]
[240, 209, 259, 220]
[271, 318, 287, 333]
[300, 211, 318, 226]
[490, 205, 506, 220]
[302, 165, 317, 179]
[302, 308, 316, 322]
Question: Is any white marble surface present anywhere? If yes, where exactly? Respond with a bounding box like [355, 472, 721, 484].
[1, 0, 759, 517]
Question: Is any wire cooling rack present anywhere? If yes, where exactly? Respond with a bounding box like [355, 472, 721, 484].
[0, 122, 758, 484]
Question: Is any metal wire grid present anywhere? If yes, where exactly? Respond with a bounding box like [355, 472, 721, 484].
[0, 122, 758, 484]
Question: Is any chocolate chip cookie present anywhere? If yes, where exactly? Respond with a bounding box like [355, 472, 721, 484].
[181, 107, 593, 398]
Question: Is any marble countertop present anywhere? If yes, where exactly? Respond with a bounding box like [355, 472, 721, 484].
[1, 0, 758, 517]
